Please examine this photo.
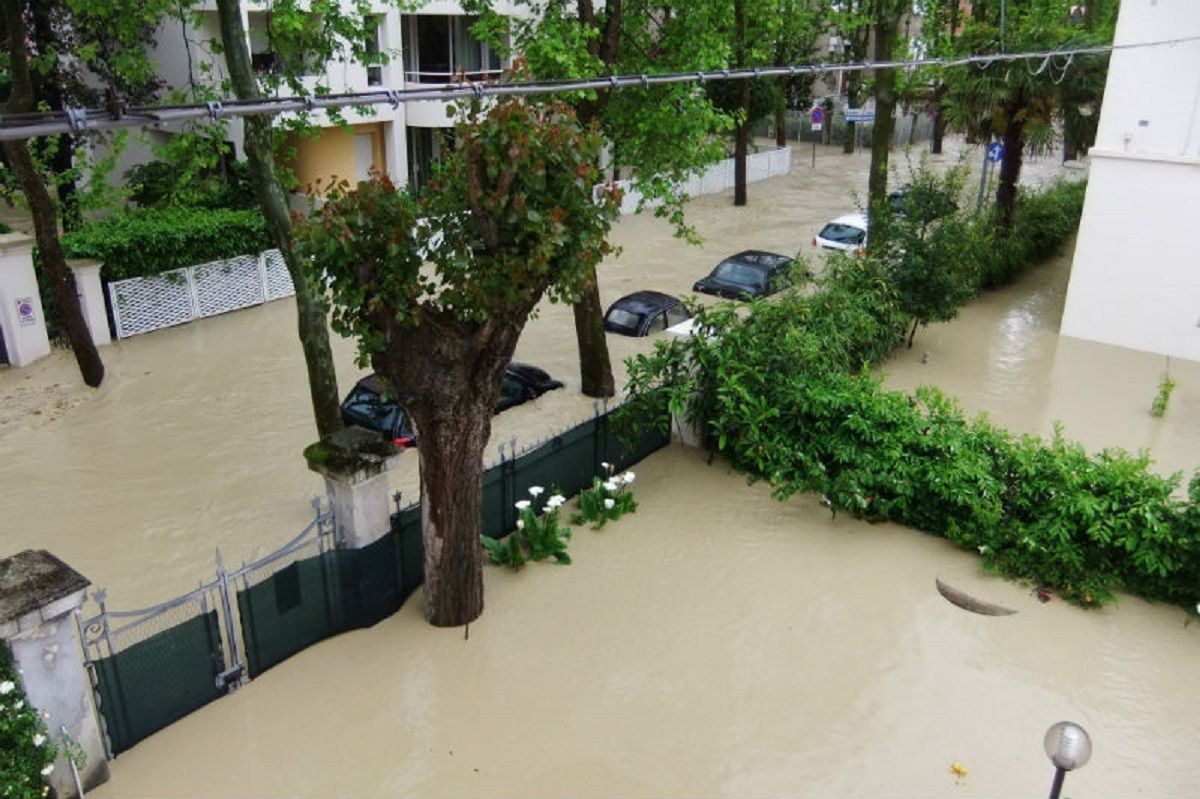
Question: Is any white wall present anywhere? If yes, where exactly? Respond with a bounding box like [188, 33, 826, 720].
[1060, 0, 1200, 361]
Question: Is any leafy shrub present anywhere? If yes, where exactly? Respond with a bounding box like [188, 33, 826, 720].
[625, 178, 1200, 609]
[0, 221, 11, 234]
[125, 159, 256, 211]
[62, 207, 271, 280]
[0, 645, 57, 799]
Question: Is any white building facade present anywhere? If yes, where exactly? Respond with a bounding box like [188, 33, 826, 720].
[1060, 0, 1200, 362]
[143, 1, 519, 194]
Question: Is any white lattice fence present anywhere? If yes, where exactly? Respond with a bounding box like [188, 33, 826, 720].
[106, 249, 296, 339]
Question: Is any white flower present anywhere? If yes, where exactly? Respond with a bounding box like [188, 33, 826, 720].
[603, 498, 616, 510]
[14, 700, 23, 710]
[40, 764, 54, 776]
[600, 461, 611, 471]
[514, 500, 531, 511]
[621, 471, 636, 485]
[516, 519, 525, 530]
[33, 734, 45, 747]
[546, 495, 566, 509]
[0, 681, 14, 695]
[603, 480, 618, 492]
[528, 486, 544, 497]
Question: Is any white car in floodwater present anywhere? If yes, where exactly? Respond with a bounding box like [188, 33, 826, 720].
[813, 212, 868, 253]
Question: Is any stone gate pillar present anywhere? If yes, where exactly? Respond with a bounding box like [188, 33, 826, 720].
[67, 259, 111, 347]
[305, 427, 403, 549]
[0, 550, 110, 798]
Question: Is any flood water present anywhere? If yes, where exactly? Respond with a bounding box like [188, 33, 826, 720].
[4, 140, 1200, 795]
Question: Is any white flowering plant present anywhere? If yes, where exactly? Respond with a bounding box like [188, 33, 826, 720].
[572, 463, 638, 529]
[481, 486, 573, 569]
[1, 646, 57, 799]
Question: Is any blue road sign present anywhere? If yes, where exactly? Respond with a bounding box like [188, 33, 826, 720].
[810, 106, 825, 125]
[987, 142, 1005, 163]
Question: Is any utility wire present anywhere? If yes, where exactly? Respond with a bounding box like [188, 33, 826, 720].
[1, 34, 1198, 142]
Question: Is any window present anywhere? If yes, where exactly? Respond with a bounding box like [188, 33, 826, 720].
[402, 15, 502, 83]
[604, 308, 642, 335]
[666, 307, 690, 327]
[366, 17, 383, 86]
[818, 223, 866, 245]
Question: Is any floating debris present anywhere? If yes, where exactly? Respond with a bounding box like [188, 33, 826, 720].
[936, 578, 1017, 616]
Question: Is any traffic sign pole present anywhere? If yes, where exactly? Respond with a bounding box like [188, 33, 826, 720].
[810, 107, 825, 169]
[976, 147, 990, 211]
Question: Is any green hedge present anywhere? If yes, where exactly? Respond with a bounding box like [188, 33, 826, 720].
[625, 179, 1200, 609]
[62, 207, 271, 281]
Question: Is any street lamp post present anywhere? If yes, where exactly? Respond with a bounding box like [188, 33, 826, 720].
[1044, 721, 1092, 799]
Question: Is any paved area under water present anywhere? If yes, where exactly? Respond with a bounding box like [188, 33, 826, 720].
[3, 140, 1199, 795]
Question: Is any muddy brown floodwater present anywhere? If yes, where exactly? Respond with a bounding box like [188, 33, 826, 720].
[4, 139, 1200, 795]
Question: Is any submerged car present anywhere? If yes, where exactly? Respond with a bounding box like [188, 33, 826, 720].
[340, 363, 563, 446]
[813, 212, 868, 253]
[602, 291, 692, 337]
[693, 250, 796, 300]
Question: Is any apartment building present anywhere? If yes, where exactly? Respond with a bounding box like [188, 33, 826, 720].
[143, 1, 517, 194]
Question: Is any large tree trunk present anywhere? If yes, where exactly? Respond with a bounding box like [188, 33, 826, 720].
[214, 0, 343, 438]
[376, 315, 524, 627]
[1, 0, 103, 387]
[410, 399, 490, 627]
[995, 96, 1027, 231]
[842, 70, 860, 154]
[867, 2, 902, 253]
[931, 103, 946, 154]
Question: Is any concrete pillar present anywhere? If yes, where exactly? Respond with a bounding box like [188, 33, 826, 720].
[305, 427, 403, 549]
[0, 550, 109, 798]
[67, 260, 111, 347]
[0, 232, 51, 367]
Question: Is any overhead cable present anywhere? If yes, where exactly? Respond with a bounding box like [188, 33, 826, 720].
[1, 34, 1198, 142]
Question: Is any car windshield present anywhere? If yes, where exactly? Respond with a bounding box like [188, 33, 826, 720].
[712, 260, 767, 289]
[605, 307, 643, 334]
[343, 388, 402, 436]
[819, 223, 866, 244]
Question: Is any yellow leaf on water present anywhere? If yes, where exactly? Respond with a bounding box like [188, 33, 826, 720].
[949, 761, 968, 777]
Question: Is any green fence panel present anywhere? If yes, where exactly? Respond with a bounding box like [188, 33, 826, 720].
[337, 532, 404, 629]
[396, 506, 425, 597]
[513, 423, 598, 504]
[93, 610, 223, 755]
[481, 460, 512, 536]
[237, 553, 344, 679]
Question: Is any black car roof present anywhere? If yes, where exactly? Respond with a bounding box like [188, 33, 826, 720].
[354, 362, 543, 397]
[608, 290, 683, 316]
[724, 250, 792, 269]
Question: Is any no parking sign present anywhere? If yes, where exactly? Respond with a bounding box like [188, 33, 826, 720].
[16, 297, 36, 327]
[810, 106, 824, 132]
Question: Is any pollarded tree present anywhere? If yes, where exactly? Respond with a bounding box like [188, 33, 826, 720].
[865, 0, 910, 246]
[301, 98, 620, 627]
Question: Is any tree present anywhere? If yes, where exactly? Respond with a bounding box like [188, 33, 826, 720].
[767, 1, 824, 149]
[212, 0, 385, 439]
[1, 0, 110, 387]
[865, 0, 908, 247]
[942, 0, 1108, 230]
[302, 98, 619, 626]
[468, 0, 732, 397]
[829, 0, 872, 154]
[913, 0, 964, 155]
[871, 158, 977, 347]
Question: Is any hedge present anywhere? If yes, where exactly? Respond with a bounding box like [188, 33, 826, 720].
[62, 207, 271, 281]
[625, 178, 1200, 609]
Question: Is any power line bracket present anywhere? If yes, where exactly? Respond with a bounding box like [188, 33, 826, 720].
[387, 90, 402, 108]
[65, 107, 89, 133]
[205, 101, 223, 119]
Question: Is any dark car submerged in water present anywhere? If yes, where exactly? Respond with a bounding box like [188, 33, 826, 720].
[340, 363, 564, 446]
[692, 250, 797, 300]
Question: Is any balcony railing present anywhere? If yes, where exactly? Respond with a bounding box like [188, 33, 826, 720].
[402, 68, 503, 86]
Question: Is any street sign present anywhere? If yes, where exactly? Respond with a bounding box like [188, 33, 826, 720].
[987, 142, 1005, 163]
[810, 106, 825, 126]
[811, 122, 823, 132]
[845, 108, 874, 123]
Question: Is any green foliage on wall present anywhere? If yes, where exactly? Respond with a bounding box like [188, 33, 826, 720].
[0, 645, 58, 799]
[626, 178, 1200, 609]
[61, 207, 271, 280]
